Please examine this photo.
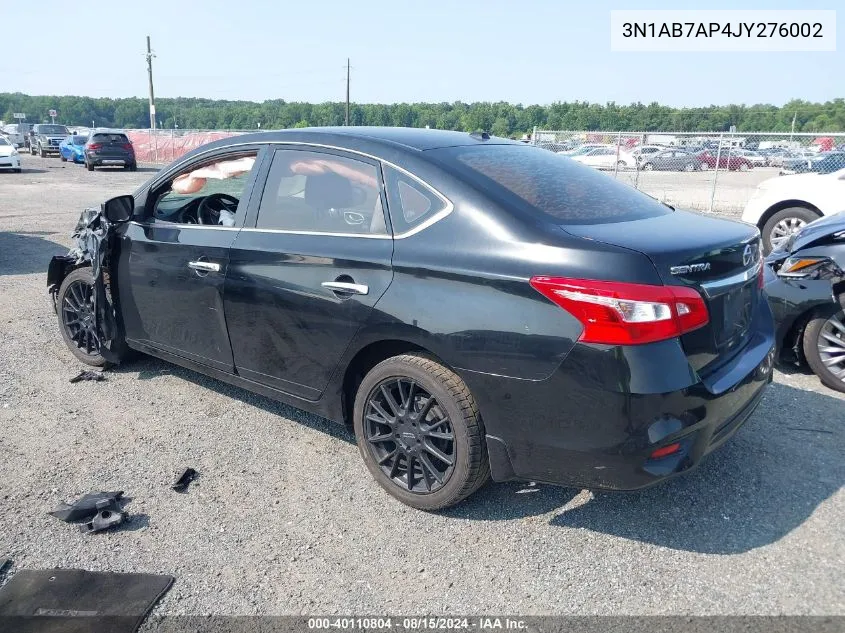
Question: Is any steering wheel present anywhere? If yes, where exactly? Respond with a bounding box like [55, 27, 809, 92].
[198, 193, 239, 225]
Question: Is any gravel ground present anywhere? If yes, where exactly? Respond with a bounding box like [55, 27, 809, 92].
[0, 155, 843, 618]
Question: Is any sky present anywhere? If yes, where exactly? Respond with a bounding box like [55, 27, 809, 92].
[1, 0, 841, 107]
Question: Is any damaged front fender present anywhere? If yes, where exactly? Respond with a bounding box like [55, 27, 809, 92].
[48, 204, 126, 364]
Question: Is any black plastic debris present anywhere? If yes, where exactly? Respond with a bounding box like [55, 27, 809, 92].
[69, 370, 106, 384]
[171, 468, 198, 493]
[49, 491, 129, 533]
[0, 558, 11, 579]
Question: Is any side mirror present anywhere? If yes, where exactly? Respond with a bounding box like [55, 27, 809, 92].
[13, 143, 19, 149]
[102, 195, 134, 223]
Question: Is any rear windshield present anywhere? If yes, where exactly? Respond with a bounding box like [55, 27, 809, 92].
[91, 133, 129, 143]
[430, 144, 673, 225]
[72, 136, 88, 144]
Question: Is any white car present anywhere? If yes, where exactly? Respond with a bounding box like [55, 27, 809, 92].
[630, 145, 664, 162]
[570, 146, 636, 170]
[741, 167, 845, 253]
[1, 123, 26, 147]
[557, 144, 604, 156]
[0, 136, 22, 172]
[734, 150, 767, 167]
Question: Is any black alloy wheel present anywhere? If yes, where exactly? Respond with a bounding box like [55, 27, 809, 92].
[363, 377, 456, 493]
[62, 279, 100, 357]
[353, 353, 490, 510]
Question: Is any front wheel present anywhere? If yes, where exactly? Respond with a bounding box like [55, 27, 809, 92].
[39, 145, 46, 158]
[86, 160, 94, 171]
[684, 162, 695, 172]
[642, 162, 654, 171]
[353, 353, 490, 510]
[700, 162, 710, 171]
[803, 299, 845, 394]
[738, 162, 749, 172]
[761, 207, 820, 254]
[56, 267, 126, 366]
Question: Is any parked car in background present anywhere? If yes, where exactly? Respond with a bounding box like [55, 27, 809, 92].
[781, 152, 845, 175]
[765, 211, 845, 393]
[697, 150, 754, 171]
[0, 136, 22, 172]
[630, 145, 663, 163]
[59, 135, 89, 163]
[640, 149, 702, 172]
[570, 146, 636, 169]
[741, 167, 845, 253]
[734, 150, 767, 167]
[1, 123, 26, 148]
[557, 143, 604, 156]
[84, 130, 137, 171]
[47, 127, 775, 510]
[758, 148, 794, 167]
[29, 124, 70, 157]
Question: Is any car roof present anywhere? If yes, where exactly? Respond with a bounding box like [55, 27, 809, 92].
[209, 127, 522, 152]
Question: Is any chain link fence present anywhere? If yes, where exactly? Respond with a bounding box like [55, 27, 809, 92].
[532, 130, 845, 215]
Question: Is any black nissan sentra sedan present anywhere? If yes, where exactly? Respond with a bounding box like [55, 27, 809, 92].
[48, 128, 776, 510]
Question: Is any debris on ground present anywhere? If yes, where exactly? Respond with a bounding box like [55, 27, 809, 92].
[49, 491, 130, 533]
[171, 468, 198, 493]
[0, 558, 11, 580]
[69, 370, 106, 384]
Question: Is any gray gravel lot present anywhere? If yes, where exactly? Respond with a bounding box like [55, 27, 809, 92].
[0, 155, 843, 617]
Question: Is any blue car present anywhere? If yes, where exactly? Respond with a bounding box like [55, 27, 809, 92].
[59, 135, 88, 163]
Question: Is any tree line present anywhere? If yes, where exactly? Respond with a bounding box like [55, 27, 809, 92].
[2, 93, 844, 134]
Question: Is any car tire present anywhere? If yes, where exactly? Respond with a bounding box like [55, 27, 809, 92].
[738, 162, 749, 172]
[130, 162, 137, 171]
[56, 267, 127, 367]
[353, 352, 490, 511]
[684, 162, 695, 172]
[60, 154, 67, 162]
[30, 144, 36, 156]
[700, 162, 710, 171]
[38, 145, 46, 158]
[86, 160, 94, 171]
[761, 207, 821, 254]
[643, 162, 654, 171]
[802, 297, 845, 394]
[616, 160, 627, 169]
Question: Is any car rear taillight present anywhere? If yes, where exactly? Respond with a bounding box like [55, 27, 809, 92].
[529, 276, 709, 345]
[87, 143, 101, 150]
[121, 143, 133, 151]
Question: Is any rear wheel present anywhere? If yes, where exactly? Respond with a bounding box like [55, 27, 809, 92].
[803, 299, 845, 394]
[353, 353, 490, 510]
[684, 162, 695, 172]
[86, 160, 94, 171]
[642, 162, 654, 171]
[761, 207, 820, 254]
[700, 162, 710, 171]
[739, 162, 749, 172]
[60, 154, 67, 162]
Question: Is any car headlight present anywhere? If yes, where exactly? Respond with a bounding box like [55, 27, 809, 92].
[777, 256, 829, 277]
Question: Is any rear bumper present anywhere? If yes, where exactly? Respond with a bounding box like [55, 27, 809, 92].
[86, 153, 134, 166]
[462, 304, 776, 491]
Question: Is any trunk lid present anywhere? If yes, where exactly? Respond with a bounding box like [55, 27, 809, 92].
[564, 210, 762, 374]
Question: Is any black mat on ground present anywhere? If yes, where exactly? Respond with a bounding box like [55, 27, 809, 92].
[0, 569, 174, 633]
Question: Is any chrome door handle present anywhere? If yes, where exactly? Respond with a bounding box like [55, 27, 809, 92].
[321, 281, 369, 295]
[188, 260, 220, 273]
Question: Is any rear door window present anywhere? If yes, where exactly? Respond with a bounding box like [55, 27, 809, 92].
[430, 144, 673, 225]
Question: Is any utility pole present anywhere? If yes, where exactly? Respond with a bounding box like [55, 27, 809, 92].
[146, 36, 156, 130]
[345, 58, 350, 126]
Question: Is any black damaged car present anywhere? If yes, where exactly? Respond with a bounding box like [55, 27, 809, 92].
[764, 211, 845, 393]
[48, 128, 776, 510]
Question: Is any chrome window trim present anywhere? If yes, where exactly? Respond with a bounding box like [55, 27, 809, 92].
[146, 140, 455, 239]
